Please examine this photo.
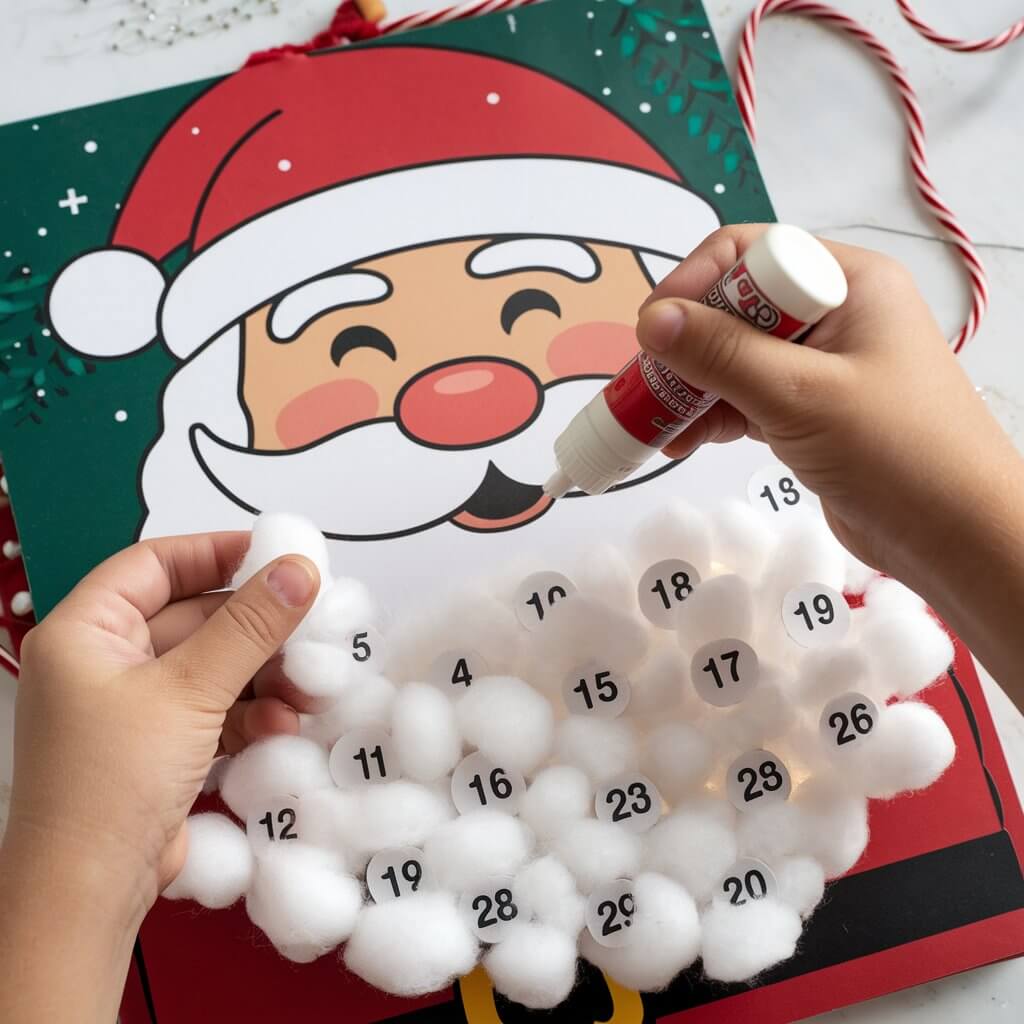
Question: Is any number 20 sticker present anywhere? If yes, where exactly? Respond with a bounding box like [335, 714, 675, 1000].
[714, 858, 778, 906]
[726, 749, 792, 811]
[586, 878, 636, 948]
[782, 583, 850, 649]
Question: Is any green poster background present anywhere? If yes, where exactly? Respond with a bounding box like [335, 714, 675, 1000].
[0, 0, 773, 616]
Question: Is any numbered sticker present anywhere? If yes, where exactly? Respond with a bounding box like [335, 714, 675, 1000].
[726, 750, 792, 811]
[747, 464, 819, 518]
[428, 648, 490, 691]
[595, 774, 662, 834]
[782, 583, 850, 649]
[329, 727, 396, 787]
[345, 627, 383, 667]
[451, 751, 525, 816]
[246, 799, 300, 852]
[585, 879, 636, 948]
[366, 847, 429, 904]
[514, 571, 577, 631]
[562, 664, 631, 718]
[714, 858, 778, 906]
[691, 639, 759, 708]
[637, 559, 702, 629]
[461, 876, 520, 943]
[820, 692, 879, 751]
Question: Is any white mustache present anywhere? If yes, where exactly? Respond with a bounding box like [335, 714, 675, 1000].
[191, 378, 612, 539]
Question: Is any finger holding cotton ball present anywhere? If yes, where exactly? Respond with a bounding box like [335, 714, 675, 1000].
[231, 512, 332, 595]
[162, 813, 253, 909]
[343, 890, 479, 996]
[484, 921, 579, 1009]
[220, 735, 333, 820]
[299, 673, 396, 748]
[291, 576, 376, 645]
[700, 896, 802, 982]
[519, 765, 593, 841]
[581, 872, 700, 992]
[391, 682, 463, 783]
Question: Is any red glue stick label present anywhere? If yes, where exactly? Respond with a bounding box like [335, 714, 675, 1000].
[603, 260, 809, 446]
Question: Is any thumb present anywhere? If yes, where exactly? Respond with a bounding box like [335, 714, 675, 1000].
[163, 555, 320, 711]
[637, 298, 836, 427]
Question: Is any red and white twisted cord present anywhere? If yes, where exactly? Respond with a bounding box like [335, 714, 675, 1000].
[381, 0, 541, 33]
[735, 0, 1024, 352]
[894, 0, 1024, 52]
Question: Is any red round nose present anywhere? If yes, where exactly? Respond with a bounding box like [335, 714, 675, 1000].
[396, 358, 542, 449]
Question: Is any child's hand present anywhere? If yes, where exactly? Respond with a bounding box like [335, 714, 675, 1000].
[4, 534, 319, 929]
[637, 224, 1022, 586]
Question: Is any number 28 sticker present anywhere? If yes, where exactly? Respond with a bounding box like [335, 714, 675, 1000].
[726, 749, 792, 811]
[460, 876, 520, 943]
[782, 583, 850, 649]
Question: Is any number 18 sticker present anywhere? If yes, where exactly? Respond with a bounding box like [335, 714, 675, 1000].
[637, 559, 701, 629]
[782, 583, 850, 648]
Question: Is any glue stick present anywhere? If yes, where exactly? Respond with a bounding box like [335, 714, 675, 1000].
[543, 224, 848, 498]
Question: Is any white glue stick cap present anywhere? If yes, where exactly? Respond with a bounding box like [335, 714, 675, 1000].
[746, 225, 848, 324]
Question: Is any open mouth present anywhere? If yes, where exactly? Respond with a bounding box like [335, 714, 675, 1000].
[451, 462, 554, 532]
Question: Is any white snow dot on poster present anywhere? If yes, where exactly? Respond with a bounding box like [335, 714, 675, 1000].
[427, 648, 489, 692]
[114, 410, 128, 423]
[35, 388, 45, 398]
[726, 750, 792, 811]
[461, 876, 520, 942]
[587, 10, 595, 18]
[639, 102, 652, 113]
[820, 692, 879, 751]
[714, 183, 726, 194]
[714, 858, 778, 906]
[782, 583, 850, 648]
[366, 847, 430, 904]
[41, 328, 50, 337]
[246, 798, 301, 852]
[114, 203, 121, 210]
[2, 251, 10, 258]
[637, 558, 700, 629]
[83, 140, 98, 154]
[329, 727, 397, 787]
[595, 774, 662, 833]
[747, 463, 819, 518]
[191, 126, 201, 135]
[562, 663, 631, 718]
[602, 87, 612, 96]
[702, 30, 711, 38]
[31, 124, 39, 131]
[37, 228, 47, 237]
[665, 30, 678, 41]
[486, 92, 501, 105]
[13, 342, 20, 349]
[277, 159, 292, 172]
[513, 570, 576, 630]
[595, 48, 604, 56]
[585, 878, 636, 948]
[691, 638, 759, 708]
[451, 751, 525, 815]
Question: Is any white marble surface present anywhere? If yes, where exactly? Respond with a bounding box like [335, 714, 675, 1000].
[1, 0, 1022, 1020]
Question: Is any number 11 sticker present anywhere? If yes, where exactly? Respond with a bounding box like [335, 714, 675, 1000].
[782, 583, 850, 648]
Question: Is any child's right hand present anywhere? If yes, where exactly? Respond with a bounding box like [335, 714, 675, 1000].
[636, 224, 1023, 591]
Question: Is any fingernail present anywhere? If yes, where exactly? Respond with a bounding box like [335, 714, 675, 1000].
[641, 301, 687, 353]
[267, 559, 316, 607]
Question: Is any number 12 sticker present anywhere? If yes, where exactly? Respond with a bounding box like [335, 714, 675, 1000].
[782, 583, 850, 648]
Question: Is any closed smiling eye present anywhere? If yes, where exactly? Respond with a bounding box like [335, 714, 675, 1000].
[500, 289, 561, 335]
[330, 325, 397, 366]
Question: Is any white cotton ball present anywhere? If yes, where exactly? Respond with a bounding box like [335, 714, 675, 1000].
[581, 873, 700, 991]
[349, 781, 454, 858]
[424, 810, 534, 891]
[220, 735, 332, 820]
[711, 499, 776, 579]
[701, 897, 801, 982]
[283, 640, 367, 699]
[246, 843, 362, 962]
[676, 574, 754, 655]
[554, 716, 639, 785]
[703, 668, 795, 754]
[573, 543, 636, 609]
[641, 722, 714, 803]
[514, 855, 586, 935]
[757, 518, 847, 616]
[456, 676, 554, 776]
[163, 813, 253, 909]
[344, 891, 478, 996]
[643, 798, 737, 903]
[775, 855, 826, 918]
[864, 576, 926, 617]
[794, 645, 871, 705]
[295, 788, 357, 864]
[630, 499, 712, 579]
[550, 819, 642, 894]
[231, 512, 331, 593]
[299, 674, 396, 747]
[201, 756, 229, 794]
[485, 922, 579, 1009]
[861, 611, 954, 700]
[391, 682, 463, 783]
[628, 643, 691, 721]
[855, 702, 956, 799]
[796, 776, 869, 878]
[735, 800, 806, 863]
[291, 576, 376, 645]
[844, 553, 878, 594]
[519, 765, 593, 841]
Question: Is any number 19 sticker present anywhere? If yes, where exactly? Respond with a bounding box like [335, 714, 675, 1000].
[366, 847, 429, 904]
[782, 583, 850, 648]
[585, 879, 636, 948]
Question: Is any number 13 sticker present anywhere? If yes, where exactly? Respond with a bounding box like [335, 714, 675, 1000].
[782, 583, 850, 648]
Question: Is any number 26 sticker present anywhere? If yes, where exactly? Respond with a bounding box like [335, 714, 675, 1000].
[820, 692, 878, 751]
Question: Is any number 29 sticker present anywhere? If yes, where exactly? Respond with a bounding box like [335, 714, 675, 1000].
[585, 878, 636, 948]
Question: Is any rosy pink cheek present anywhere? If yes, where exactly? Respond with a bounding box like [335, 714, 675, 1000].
[275, 379, 380, 449]
[546, 321, 638, 378]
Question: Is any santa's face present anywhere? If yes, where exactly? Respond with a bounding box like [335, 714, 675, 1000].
[203, 236, 657, 537]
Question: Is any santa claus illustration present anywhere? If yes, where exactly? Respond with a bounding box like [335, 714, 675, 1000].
[47, 46, 735, 604]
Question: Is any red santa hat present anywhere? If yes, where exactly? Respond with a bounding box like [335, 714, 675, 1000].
[48, 46, 719, 361]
